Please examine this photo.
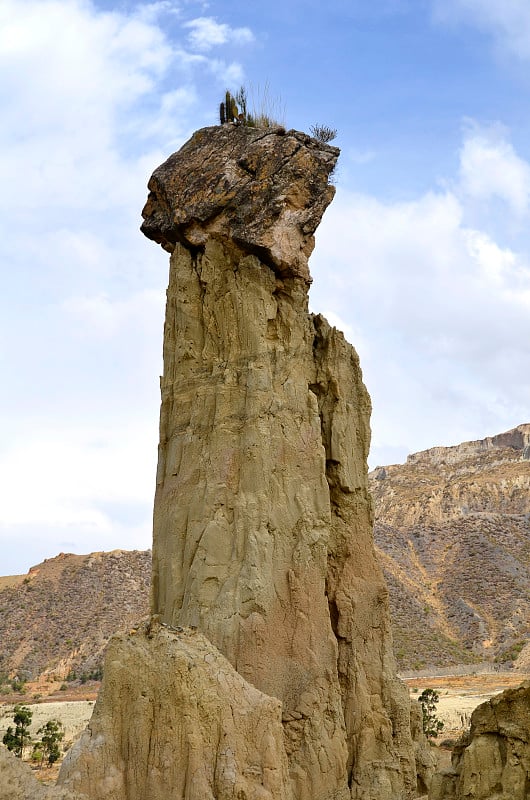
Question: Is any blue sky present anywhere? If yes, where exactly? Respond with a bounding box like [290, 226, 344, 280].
[1, 0, 530, 574]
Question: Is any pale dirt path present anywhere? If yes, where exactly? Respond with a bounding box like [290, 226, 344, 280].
[406, 672, 530, 735]
[0, 700, 95, 746]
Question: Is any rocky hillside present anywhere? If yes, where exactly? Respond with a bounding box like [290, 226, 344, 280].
[2, 425, 528, 684]
[371, 424, 530, 672]
[0, 550, 150, 682]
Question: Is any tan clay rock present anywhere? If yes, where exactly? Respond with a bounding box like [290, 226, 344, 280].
[57, 125, 424, 800]
[429, 681, 530, 800]
[59, 624, 290, 800]
[0, 746, 85, 800]
[410, 701, 437, 796]
[144, 125, 419, 799]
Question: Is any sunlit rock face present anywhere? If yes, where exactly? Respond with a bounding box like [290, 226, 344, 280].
[57, 124, 427, 800]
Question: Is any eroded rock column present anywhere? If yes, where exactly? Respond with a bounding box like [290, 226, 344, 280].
[57, 124, 426, 800]
[144, 125, 419, 799]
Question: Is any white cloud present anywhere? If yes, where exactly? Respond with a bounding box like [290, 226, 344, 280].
[0, 0, 256, 573]
[0, 1, 174, 216]
[184, 16, 254, 51]
[0, 424, 156, 529]
[63, 289, 165, 338]
[0, 423, 156, 574]
[310, 142, 530, 467]
[135, 1, 181, 24]
[458, 124, 530, 216]
[463, 229, 517, 285]
[433, 0, 530, 60]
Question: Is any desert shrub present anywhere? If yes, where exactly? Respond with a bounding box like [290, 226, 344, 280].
[219, 84, 285, 130]
[309, 124, 337, 143]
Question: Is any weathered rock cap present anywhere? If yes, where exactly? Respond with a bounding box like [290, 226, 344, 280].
[141, 124, 339, 282]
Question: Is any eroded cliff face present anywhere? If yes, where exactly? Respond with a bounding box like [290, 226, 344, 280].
[60, 624, 291, 800]
[58, 125, 428, 800]
[371, 424, 530, 528]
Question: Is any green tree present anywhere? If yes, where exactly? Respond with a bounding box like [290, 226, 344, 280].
[2, 704, 32, 757]
[34, 719, 64, 766]
[418, 688, 444, 739]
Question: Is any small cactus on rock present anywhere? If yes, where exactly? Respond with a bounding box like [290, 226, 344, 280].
[219, 90, 240, 124]
[219, 85, 283, 129]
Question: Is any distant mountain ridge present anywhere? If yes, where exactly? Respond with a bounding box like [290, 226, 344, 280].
[1, 425, 529, 683]
[371, 424, 530, 671]
[0, 550, 150, 682]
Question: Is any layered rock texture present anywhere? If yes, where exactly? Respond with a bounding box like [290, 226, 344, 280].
[430, 681, 530, 800]
[370, 425, 530, 671]
[57, 125, 428, 800]
[61, 623, 291, 800]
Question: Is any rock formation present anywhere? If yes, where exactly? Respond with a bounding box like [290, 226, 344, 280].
[429, 681, 530, 800]
[56, 125, 430, 799]
[370, 425, 530, 670]
[61, 623, 291, 800]
[0, 746, 83, 800]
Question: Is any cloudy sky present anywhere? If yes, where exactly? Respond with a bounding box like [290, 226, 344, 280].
[2, 0, 529, 574]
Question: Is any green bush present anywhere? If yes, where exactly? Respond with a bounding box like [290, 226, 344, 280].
[418, 688, 444, 739]
[2, 704, 32, 757]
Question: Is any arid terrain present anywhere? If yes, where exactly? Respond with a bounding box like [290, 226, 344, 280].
[0, 549, 150, 682]
[405, 672, 530, 734]
[371, 424, 530, 671]
[1, 428, 528, 688]
[1, 425, 528, 792]
[2, 670, 528, 783]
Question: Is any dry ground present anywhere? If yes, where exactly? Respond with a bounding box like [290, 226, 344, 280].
[405, 672, 530, 737]
[1, 672, 528, 783]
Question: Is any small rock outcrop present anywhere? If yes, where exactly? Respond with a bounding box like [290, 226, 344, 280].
[0, 747, 83, 800]
[57, 125, 429, 799]
[429, 681, 530, 800]
[140, 124, 336, 283]
[60, 623, 290, 800]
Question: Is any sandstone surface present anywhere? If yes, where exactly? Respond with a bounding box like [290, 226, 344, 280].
[59, 623, 291, 800]
[429, 681, 530, 800]
[55, 124, 428, 799]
